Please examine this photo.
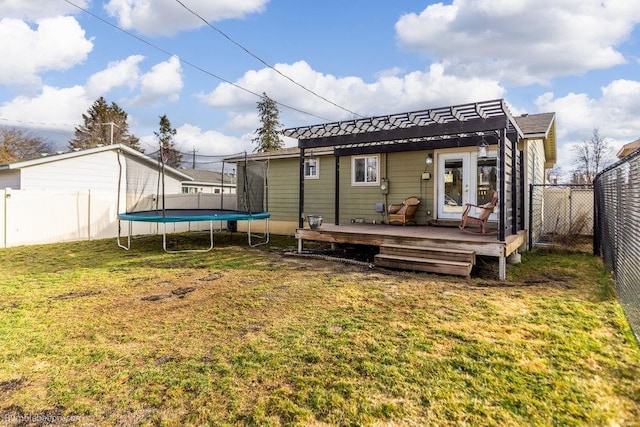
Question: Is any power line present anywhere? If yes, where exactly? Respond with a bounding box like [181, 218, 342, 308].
[63, 0, 334, 122]
[174, 0, 363, 119]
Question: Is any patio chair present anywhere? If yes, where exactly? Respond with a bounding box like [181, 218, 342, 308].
[388, 196, 420, 225]
[459, 191, 498, 235]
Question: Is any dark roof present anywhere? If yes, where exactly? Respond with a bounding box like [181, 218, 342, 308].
[514, 112, 555, 136]
[179, 168, 235, 185]
[513, 112, 557, 167]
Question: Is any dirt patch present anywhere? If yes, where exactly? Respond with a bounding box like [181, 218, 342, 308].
[171, 287, 195, 297]
[141, 294, 172, 302]
[142, 287, 196, 301]
[53, 290, 103, 300]
[0, 379, 23, 394]
[198, 273, 223, 282]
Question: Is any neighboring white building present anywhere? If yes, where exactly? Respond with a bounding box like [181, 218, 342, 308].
[179, 168, 237, 194]
[0, 144, 194, 247]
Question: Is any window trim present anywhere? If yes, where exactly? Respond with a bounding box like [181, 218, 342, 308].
[304, 158, 319, 179]
[351, 154, 380, 186]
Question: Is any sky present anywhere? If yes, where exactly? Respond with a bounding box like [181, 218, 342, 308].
[1, 0, 640, 175]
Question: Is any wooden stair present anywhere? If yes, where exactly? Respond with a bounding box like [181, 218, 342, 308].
[374, 244, 475, 277]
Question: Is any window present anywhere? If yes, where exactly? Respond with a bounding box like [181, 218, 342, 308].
[304, 158, 319, 179]
[352, 155, 379, 185]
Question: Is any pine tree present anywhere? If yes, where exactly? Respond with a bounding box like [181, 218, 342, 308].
[154, 114, 182, 168]
[252, 93, 283, 152]
[69, 97, 142, 151]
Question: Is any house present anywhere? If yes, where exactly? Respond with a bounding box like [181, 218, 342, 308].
[617, 137, 640, 159]
[0, 144, 193, 247]
[229, 99, 557, 279]
[179, 168, 237, 194]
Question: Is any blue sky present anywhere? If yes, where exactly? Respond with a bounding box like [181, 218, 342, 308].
[1, 0, 640, 174]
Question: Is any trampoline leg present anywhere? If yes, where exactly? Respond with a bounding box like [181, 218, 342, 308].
[162, 221, 215, 253]
[248, 218, 270, 247]
[117, 220, 131, 250]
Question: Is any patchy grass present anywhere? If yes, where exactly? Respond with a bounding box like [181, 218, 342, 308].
[0, 235, 638, 426]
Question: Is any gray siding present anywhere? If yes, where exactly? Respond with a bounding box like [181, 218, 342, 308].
[0, 170, 20, 189]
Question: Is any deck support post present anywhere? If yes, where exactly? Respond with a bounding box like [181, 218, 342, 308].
[498, 255, 506, 280]
[297, 237, 303, 253]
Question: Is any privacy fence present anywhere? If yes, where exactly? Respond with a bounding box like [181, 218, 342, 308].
[0, 190, 236, 248]
[594, 149, 640, 342]
[529, 184, 594, 252]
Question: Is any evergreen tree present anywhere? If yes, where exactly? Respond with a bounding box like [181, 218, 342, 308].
[252, 92, 283, 152]
[69, 97, 141, 151]
[154, 114, 182, 168]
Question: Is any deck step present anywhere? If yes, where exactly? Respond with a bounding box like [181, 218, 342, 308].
[379, 244, 476, 264]
[374, 254, 473, 277]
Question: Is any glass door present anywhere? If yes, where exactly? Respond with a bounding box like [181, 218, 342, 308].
[438, 152, 470, 219]
[437, 151, 499, 220]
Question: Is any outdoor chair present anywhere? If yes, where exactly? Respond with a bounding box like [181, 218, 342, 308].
[388, 196, 420, 225]
[459, 191, 498, 234]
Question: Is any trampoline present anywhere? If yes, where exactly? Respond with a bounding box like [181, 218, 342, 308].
[117, 209, 270, 253]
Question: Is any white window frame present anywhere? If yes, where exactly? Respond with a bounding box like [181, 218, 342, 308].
[304, 158, 319, 179]
[351, 155, 379, 186]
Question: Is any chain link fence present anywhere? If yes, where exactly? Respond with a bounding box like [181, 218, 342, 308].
[529, 184, 594, 252]
[594, 149, 640, 342]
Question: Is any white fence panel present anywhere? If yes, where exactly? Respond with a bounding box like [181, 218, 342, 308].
[542, 187, 594, 236]
[1, 189, 238, 248]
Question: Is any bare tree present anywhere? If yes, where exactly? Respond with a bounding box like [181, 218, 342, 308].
[0, 127, 52, 164]
[571, 128, 613, 183]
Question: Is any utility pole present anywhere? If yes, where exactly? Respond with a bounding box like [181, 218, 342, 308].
[192, 147, 198, 169]
[102, 122, 120, 145]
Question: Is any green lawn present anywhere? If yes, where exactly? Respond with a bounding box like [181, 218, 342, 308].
[0, 234, 638, 426]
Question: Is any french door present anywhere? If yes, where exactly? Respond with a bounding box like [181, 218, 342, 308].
[437, 151, 498, 220]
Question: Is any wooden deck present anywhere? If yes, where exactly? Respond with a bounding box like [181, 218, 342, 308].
[295, 223, 527, 279]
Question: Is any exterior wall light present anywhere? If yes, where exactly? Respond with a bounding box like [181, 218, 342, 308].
[477, 137, 489, 158]
[425, 154, 433, 165]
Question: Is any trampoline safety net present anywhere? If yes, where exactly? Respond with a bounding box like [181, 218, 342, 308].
[237, 158, 268, 214]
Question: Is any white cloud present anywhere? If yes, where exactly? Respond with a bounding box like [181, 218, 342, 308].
[176, 124, 253, 156]
[534, 79, 640, 172]
[0, 16, 93, 85]
[395, 0, 640, 85]
[86, 55, 145, 98]
[199, 60, 506, 127]
[0, 85, 92, 130]
[104, 0, 268, 36]
[0, 55, 185, 139]
[132, 56, 183, 106]
[0, 0, 87, 21]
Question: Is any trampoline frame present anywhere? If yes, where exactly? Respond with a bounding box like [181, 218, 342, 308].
[117, 209, 270, 253]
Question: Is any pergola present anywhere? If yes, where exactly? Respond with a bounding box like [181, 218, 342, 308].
[283, 99, 525, 241]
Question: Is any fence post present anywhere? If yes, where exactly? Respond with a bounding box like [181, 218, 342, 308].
[2, 188, 7, 249]
[528, 183, 533, 251]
